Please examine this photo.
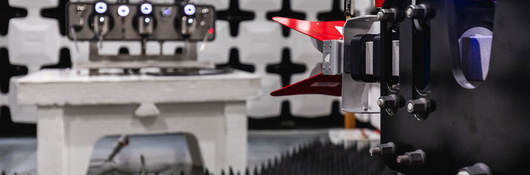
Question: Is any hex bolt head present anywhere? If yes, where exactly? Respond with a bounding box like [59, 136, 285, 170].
[377, 8, 398, 21]
[377, 11, 386, 20]
[406, 4, 430, 19]
[377, 96, 392, 109]
[369, 146, 382, 156]
[378, 94, 405, 116]
[369, 142, 396, 156]
[457, 172, 471, 175]
[458, 163, 492, 175]
[396, 149, 426, 165]
[406, 98, 434, 120]
[377, 98, 386, 108]
[378, 94, 404, 109]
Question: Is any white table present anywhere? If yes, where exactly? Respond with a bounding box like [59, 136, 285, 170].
[16, 70, 260, 175]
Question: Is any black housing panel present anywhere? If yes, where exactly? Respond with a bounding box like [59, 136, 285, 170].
[380, 0, 530, 174]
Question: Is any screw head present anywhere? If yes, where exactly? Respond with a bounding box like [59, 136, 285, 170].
[396, 155, 409, 164]
[379, 94, 405, 116]
[369, 147, 382, 156]
[370, 142, 395, 157]
[406, 102, 414, 112]
[407, 98, 431, 120]
[406, 98, 432, 115]
[405, 7, 414, 18]
[377, 11, 385, 20]
[396, 149, 426, 165]
[378, 94, 404, 109]
[377, 98, 386, 108]
[377, 9, 396, 21]
[406, 4, 430, 19]
[458, 163, 492, 175]
[457, 171, 471, 175]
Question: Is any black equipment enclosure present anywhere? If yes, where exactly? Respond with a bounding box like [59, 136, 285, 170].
[379, 0, 530, 174]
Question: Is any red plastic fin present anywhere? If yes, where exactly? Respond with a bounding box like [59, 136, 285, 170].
[375, 0, 385, 7]
[271, 73, 342, 96]
[272, 17, 346, 41]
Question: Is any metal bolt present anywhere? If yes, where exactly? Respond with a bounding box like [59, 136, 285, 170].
[378, 94, 404, 109]
[406, 97, 434, 120]
[377, 98, 385, 108]
[457, 172, 471, 175]
[396, 155, 408, 163]
[378, 94, 405, 116]
[370, 142, 396, 156]
[396, 149, 426, 165]
[377, 8, 397, 21]
[405, 7, 414, 18]
[458, 163, 492, 175]
[369, 146, 382, 156]
[376, 11, 386, 21]
[406, 4, 430, 19]
[406, 102, 414, 112]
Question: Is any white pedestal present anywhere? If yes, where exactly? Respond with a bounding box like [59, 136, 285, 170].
[17, 70, 260, 175]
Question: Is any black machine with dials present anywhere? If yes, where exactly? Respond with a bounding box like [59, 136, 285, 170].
[66, 0, 218, 72]
[360, 0, 530, 174]
[67, 0, 215, 41]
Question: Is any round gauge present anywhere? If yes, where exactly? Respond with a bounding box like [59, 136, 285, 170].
[183, 4, 196, 16]
[140, 3, 153, 15]
[94, 2, 108, 14]
[117, 5, 130, 17]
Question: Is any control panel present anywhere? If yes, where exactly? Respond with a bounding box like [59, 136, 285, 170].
[67, 0, 215, 41]
[65, 0, 218, 71]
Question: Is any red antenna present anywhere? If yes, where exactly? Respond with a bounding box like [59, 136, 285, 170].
[375, 0, 385, 8]
[272, 17, 345, 41]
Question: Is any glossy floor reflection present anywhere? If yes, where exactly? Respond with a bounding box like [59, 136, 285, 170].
[0, 130, 329, 175]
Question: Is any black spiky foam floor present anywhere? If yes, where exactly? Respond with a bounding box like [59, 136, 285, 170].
[83, 140, 396, 175]
[253, 140, 395, 175]
[214, 140, 396, 175]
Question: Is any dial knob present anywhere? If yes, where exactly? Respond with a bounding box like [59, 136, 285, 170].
[94, 1, 108, 14]
[183, 4, 196, 16]
[140, 3, 153, 15]
[91, 1, 112, 37]
[136, 3, 155, 36]
[180, 3, 198, 36]
[117, 5, 130, 17]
